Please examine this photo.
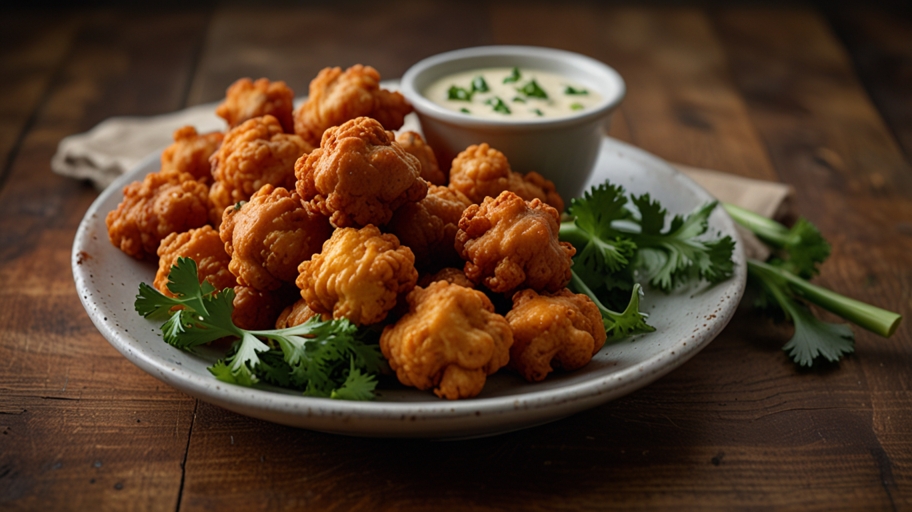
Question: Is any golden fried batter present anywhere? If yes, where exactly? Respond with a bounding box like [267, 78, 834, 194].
[506, 288, 607, 382]
[295, 117, 427, 228]
[386, 184, 470, 270]
[154, 225, 236, 296]
[396, 131, 446, 186]
[380, 281, 513, 400]
[448, 143, 564, 211]
[106, 171, 211, 260]
[232, 284, 298, 331]
[417, 267, 474, 289]
[159, 126, 223, 184]
[293, 65, 412, 146]
[220, 185, 332, 291]
[216, 78, 296, 133]
[275, 298, 326, 329]
[209, 115, 313, 224]
[296, 224, 418, 326]
[455, 191, 575, 294]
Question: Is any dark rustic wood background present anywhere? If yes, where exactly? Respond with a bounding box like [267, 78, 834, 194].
[2, 1, 910, 510]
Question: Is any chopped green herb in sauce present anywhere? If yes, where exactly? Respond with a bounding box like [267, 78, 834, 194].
[503, 67, 521, 83]
[512, 96, 526, 103]
[564, 85, 589, 95]
[460, 107, 471, 114]
[532, 108, 544, 116]
[518, 79, 548, 99]
[471, 76, 489, 93]
[484, 96, 511, 114]
[570, 102, 584, 111]
[447, 85, 473, 101]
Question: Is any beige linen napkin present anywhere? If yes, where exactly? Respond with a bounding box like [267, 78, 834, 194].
[52, 105, 792, 260]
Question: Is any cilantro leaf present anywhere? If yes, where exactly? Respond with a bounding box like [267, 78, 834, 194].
[135, 257, 380, 400]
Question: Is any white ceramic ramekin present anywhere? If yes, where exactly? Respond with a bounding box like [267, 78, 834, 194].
[400, 45, 626, 200]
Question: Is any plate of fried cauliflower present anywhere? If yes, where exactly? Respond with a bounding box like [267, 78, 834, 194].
[73, 64, 745, 438]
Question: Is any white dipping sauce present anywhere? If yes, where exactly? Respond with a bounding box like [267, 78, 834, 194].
[424, 67, 602, 120]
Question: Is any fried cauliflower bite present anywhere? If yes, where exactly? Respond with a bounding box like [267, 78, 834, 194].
[296, 224, 418, 326]
[380, 281, 513, 400]
[455, 191, 576, 295]
[154, 225, 236, 295]
[293, 64, 412, 147]
[209, 115, 313, 224]
[215, 78, 296, 133]
[396, 131, 446, 186]
[506, 288, 607, 382]
[418, 267, 475, 289]
[220, 185, 332, 291]
[159, 126, 224, 184]
[106, 171, 211, 260]
[448, 143, 565, 211]
[386, 184, 471, 270]
[295, 117, 427, 228]
[232, 284, 298, 331]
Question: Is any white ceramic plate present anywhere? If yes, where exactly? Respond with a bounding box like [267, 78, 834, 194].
[72, 135, 746, 439]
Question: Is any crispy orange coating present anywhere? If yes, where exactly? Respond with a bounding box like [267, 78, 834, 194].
[386, 184, 471, 269]
[506, 289, 607, 382]
[275, 298, 326, 329]
[380, 281, 513, 400]
[154, 225, 236, 296]
[159, 126, 223, 183]
[209, 115, 313, 224]
[396, 131, 446, 186]
[293, 64, 412, 146]
[418, 267, 474, 289]
[232, 284, 298, 331]
[455, 191, 575, 295]
[215, 78, 296, 133]
[295, 117, 427, 228]
[296, 224, 418, 326]
[448, 143, 564, 211]
[220, 185, 332, 291]
[106, 171, 211, 260]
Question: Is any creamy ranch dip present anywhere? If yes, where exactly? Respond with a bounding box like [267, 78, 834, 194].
[424, 67, 602, 120]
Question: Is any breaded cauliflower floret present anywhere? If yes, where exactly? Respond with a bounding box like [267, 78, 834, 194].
[209, 115, 313, 224]
[418, 267, 475, 289]
[386, 184, 471, 269]
[295, 117, 427, 228]
[275, 298, 326, 329]
[106, 171, 211, 260]
[293, 64, 412, 147]
[232, 284, 298, 331]
[396, 131, 446, 186]
[380, 281, 513, 400]
[154, 225, 236, 296]
[159, 126, 224, 184]
[455, 191, 575, 295]
[296, 224, 418, 326]
[506, 288, 607, 382]
[215, 78, 295, 133]
[220, 185, 332, 291]
[448, 143, 564, 211]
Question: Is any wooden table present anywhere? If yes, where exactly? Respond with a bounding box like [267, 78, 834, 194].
[2, 2, 910, 510]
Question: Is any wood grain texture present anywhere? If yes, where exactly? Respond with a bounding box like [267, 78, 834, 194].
[0, 8, 210, 511]
[0, 2, 910, 510]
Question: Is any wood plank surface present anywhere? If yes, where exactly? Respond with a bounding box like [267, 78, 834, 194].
[0, 2, 909, 510]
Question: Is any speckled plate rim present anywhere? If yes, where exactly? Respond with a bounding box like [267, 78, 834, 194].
[72, 135, 746, 439]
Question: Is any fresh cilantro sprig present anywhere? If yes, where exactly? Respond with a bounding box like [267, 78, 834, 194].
[135, 257, 382, 400]
[559, 181, 736, 294]
[724, 204, 901, 367]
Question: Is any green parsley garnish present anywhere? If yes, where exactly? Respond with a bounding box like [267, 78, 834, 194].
[517, 79, 548, 99]
[512, 96, 526, 103]
[564, 85, 589, 95]
[447, 85, 473, 101]
[484, 96, 511, 114]
[460, 107, 471, 114]
[135, 257, 383, 399]
[531, 108, 544, 116]
[503, 67, 521, 83]
[570, 103, 584, 111]
[471, 76, 489, 93]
